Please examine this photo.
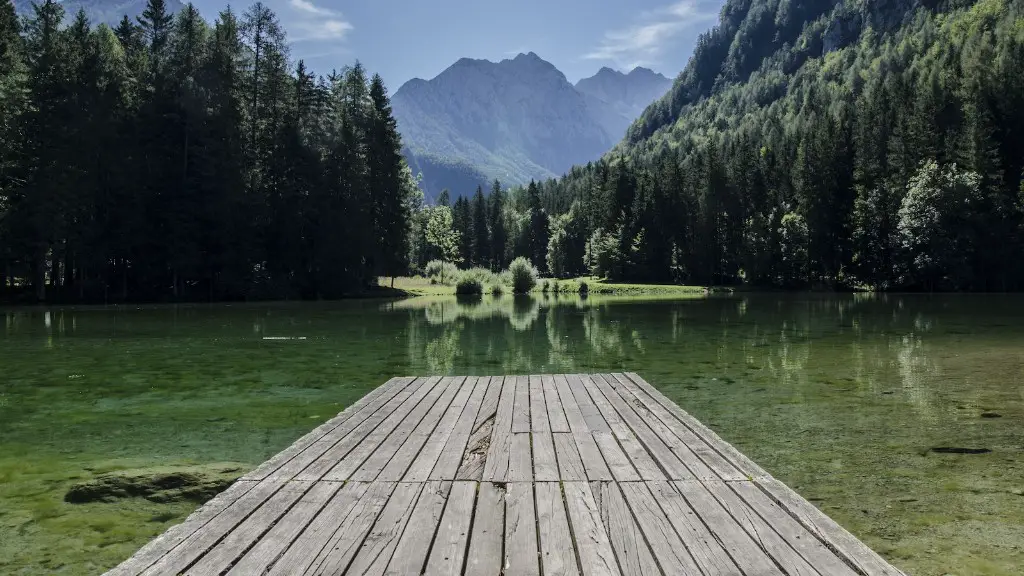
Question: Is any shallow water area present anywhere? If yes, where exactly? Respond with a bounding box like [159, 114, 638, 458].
[1, 293, 1022, 575]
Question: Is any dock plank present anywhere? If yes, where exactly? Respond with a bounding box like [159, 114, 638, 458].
[110, 374, 906, 576]
[343, 482, 423, 576]
[543, 374, 571, 433]
[421, 376, 487, 481]
[533, 431, 560, 481]
[563, 482, 619, 576]
[592, 481, 661, 576]
[264, 482, 369, 576]
[512, 375, 531, 432]
[465, 482, 505, 576]
[536, 482, 580, 576]
[578, 375, 664, 480]
[376, 376, 468, 481]
[350, 376, 457, 481]
[504, 482, 540, 576]
[242, 377, 411, 482]
[185, 480, 309, 576]
[482, 375, 516, 482]
[307, 481, 395, 575]
[383, 481, 450, 576]
[424, 480, 476, 576]
[226, 482, 341, 575]
[529, 375, 550, 432]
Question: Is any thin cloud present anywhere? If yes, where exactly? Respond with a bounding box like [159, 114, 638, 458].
[583, 0, 717, 69]
[288, 0, 338, 16]
[285, 0, 353, 42]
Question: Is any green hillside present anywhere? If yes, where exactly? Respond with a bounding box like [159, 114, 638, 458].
[533, 0, 1024, 291]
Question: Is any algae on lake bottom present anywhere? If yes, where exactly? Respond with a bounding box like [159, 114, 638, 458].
[1, 294, 1022, 574]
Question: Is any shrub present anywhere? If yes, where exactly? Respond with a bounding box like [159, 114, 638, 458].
[490, 283, 505, 296]
[455, 275, 483, 295]
[578, 280, 589, 294]
[455, 267, 494, 295]
[508, 257, 539, 294]
[541, 279, 550, 293]
[425, 260, 459, 285]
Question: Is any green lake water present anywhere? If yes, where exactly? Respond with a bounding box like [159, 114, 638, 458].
[1, 293, 1022, 575]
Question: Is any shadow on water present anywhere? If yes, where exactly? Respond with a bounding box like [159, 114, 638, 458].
[1, 293, 1023, 574]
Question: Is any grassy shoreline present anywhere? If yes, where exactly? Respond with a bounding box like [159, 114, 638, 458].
[382, 275, 710, 297]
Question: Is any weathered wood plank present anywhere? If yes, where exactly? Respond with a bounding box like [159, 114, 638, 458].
[533, 431, 560, 481]
[644, 481, 742, 576]
[306, 481, 395, 575]
[113, 374, 905, 576]
[553, 374, 589, 434]
[465, 482, 505, 576]
[424, 481, 477, 576]
[455, 377, 502, 480]
[672, 480, 782, 576]
[264, 482, 370, 576]
[512, 375, 531, 433]
[343, 482, 423, 576]
[757, 477, 908, 576]
[623, 373, 768, 479]
[565, 374, 610, 432]
[375, 376, 467, 481]
[552, 375, 615, 480]
[420, 376, 487, 481]
[351, 376, 458, 482]
[730, 480, 860, 576]
[509, 432, 534, 481]
[107, 480, 259, 576]
[505, 482, 540, 576]
[553, 433, 587, 481]
[529, 375, 550, 432]
[185, 481, 309, 576]
[618, 482, 704, 575]
[704, 480, 820, 576]
[563, 482, 619, 576]
[481, 375, 516, 482]
[140, 480, 285, 575]
[322, 376, 443, 482]
[578, 375, 664, 481]
[536, 483, 581, 576]
[226, 482, 341, 576]
[589, 374, 694, 480]
[543, 374, 571, 433]
[292, 377, 433, 482]
[383, 481, 451, 576]
[592, 481, 660, 576]
[593, 431, 640, 482]
[242, 377, 411, 482]
[610, 373, 744, 481]
[604, 373, 717, 481]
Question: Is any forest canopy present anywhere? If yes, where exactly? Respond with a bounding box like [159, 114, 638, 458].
[0, 0, 417, 302]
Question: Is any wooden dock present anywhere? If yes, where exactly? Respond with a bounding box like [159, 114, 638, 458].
[107, 373, 906, 576]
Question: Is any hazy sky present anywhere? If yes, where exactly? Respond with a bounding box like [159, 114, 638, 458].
[191, 0, 723, 89]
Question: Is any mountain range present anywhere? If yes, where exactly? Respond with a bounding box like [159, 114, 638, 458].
[392, 53, 670, 199]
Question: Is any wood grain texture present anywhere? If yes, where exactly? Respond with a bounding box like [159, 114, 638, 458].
[465, 482, 505, 576]
[536, 482, 580, 576]
[424, 481, 477, 576]
[110, 374, 904, 576]
[504, 482, 540, 576]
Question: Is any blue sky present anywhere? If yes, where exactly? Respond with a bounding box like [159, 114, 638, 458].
[193, 0, 723, 89]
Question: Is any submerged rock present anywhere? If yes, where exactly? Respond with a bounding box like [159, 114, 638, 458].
[980, 412, 1003, 419]
[65, 463, 246, 504]
[929, 447, 992, 455]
